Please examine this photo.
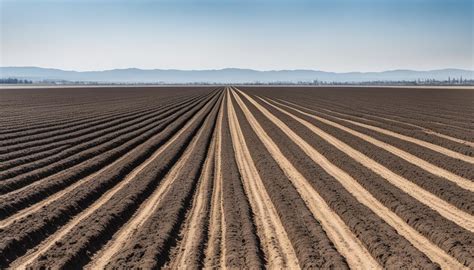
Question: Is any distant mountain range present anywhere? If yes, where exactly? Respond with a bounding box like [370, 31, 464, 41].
[1, 67, 473, 83]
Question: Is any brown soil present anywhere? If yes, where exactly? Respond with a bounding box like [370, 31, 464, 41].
[1, 86, 472, 269]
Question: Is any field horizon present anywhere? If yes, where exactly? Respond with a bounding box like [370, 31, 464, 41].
[1, 66, 474, 84]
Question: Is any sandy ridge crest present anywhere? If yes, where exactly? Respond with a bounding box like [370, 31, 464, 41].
[10, 97, 215, 269]
[171, 93, 224, 268]
[88, 97, 216, 269]
[238, 93, 466, 269]
[281, 99, 474, 149]
[203, 95, 226, 268]
[227, 90, 299, 268]
[253, 95, 474, 233]
[271, 99, 474, 192]
[230, 87, 380, 270]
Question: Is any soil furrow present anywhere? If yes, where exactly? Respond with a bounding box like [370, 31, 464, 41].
[0, 93, 206, 178]
[0, 100, 168, 148]
[97, 93, 221, 269]
[217, 92, 264, 268]
[243, 86, 473, 141]
[0, 87, 211, 139]
[314, 102, 474, 148]
[237, 93, 466, 268]
[242, 90, 474, 267]
[3, 85, 472, 269]
[168, 117, 216, 269]
[268, 98, 474, 191]
[227, 90, 299, 268]
[0, 94, 213, 220]
[0, 93, 219, 268]
[203, 98, 225, 269]
[0, 95, 175, 145]
[261, 98, 474, 216]
[0, 92, 206, 165]
[0, 92, 212, 228]
[279, 99, 474, 160]
[231, 95, 351, 268]
[268, 95, 474, 153]
[247, 93, 474, 233]
[230, 88, 379, 269]
[88, 105, 214, 269]
[169, 94, 225, 269]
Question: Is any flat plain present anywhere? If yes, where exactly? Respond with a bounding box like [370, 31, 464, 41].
[0, 86, 472, 269]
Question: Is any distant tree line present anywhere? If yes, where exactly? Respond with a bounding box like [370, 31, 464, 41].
[1, 77, 472, 86]
[0, 78, 33, 84]
[244, 78, 474, 86]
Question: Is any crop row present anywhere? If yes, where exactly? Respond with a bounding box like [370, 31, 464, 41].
[276, 98, 473, 156]
[244, 86, 473, 141]
[234, 91, 438, 268]
[240, 90, 473, 267]
[25, 93, 222, 269]
[0, 87, 212, 136]
[0, 91, 209, 151]
[0, 91, 220, 267]
[102, 93, 220, 268]
[0, 92, 211, 175]
[0, 94, 213, 194]
[0, 92, 217, 219]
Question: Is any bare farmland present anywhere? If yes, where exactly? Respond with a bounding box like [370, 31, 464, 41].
[0, 86, 473, 269]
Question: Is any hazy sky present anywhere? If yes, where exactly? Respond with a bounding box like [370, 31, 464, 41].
[1, 0, 473, 72]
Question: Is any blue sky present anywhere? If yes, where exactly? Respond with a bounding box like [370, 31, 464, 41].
[1, 0, 472, 71]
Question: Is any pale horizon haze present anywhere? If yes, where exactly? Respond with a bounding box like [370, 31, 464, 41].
[1, 0, 473, 72]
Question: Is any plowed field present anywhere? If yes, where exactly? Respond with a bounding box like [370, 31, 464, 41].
[0, 86, 473, 269]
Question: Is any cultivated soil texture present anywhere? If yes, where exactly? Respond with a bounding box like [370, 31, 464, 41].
[0, 85, 473, 269]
